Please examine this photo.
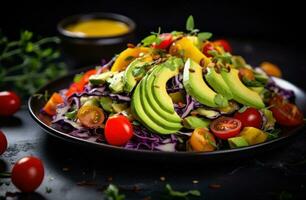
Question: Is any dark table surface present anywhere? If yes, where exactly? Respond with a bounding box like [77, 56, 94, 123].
[1, 40, 306, 200]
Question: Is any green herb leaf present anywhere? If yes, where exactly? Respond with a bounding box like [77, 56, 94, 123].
[141, 35, 157, 46]
[197, 32, 212, 42]
[186, 15, 195, 31]
[104, 184, 125, 200]
[165, 184, 201, 199]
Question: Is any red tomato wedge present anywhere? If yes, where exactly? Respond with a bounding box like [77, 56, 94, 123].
[269, 95, 304, 126]
[152, 33, 173, 49]
[210, 117, 242, 140]
[213, 39, 232, 53]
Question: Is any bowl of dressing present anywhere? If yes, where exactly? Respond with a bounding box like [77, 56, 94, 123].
[58, 13, 136, 67]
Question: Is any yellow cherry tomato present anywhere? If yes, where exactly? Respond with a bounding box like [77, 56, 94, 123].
[189, 128, 216, 152]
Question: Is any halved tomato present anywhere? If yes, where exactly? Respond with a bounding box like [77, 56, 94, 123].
[210, 117, 242, 140]
[269, 95, 304, 126]
[77, 105, 105, 128]
[189, 128, 216, 152]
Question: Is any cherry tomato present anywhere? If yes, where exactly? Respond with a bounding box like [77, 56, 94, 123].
[210, 117, 242, 140]
[12, 156, 44, 192]
[43, 92, 64, 116]
[77, 105, 105, 128]
[234, 108, 262, 128]
[213, 39, 232, 53]
[189, 128, 216, 152]
[260, 61, 282, 78]
[202, 42, 215, 57]
[152, 33, 173, 49]
[0, 130, 8, 155]
[269, 95, 304, 126]
[104, 115, 133, 146]
[0, 91, 21, 116]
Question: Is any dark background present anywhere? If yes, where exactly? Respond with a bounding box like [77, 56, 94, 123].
[0, 0, 305, 48]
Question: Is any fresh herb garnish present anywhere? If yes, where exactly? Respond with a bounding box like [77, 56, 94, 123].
[104, 184, 125, 200]
[0, 30, 67, 100]
[165, 184, 201, 199]
[186, 15, 195, 32]
[197, 32, 212, 42]
[141, 27, 162, 47]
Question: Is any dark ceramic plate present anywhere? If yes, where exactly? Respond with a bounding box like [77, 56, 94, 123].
[28, 68, 306, 162]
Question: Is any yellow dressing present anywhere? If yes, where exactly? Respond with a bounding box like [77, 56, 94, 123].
[65, 19, 130, 37]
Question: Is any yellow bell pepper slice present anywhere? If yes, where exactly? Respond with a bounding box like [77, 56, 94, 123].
[239, 127, 268, 145]
[111, 47, 150, 72]
[171, 37, 211, 67]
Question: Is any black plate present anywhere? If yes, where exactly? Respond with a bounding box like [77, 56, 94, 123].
[28, 69, 306, 162]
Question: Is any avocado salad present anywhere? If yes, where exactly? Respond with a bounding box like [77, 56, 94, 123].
[42, 16, 304, 152]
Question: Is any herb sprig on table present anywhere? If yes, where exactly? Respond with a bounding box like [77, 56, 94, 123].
[0, 30, 67, 100]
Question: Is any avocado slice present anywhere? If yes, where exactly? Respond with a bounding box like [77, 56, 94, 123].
[221, 68, 265, 109]
[124, 57, 152, 93]
[139, 78, 182, 130]
[107, 71, 125, 93]
[152, 57, 184, 113]
[205, 67, 233, 100]
[182, 116, 210, 129]
[145, 66, 182, 123]
[131, 79, 178, 134]
[89, 71, 114, 85]
[183, 59, 228, 107]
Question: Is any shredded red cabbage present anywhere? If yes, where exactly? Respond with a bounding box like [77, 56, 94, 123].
[266, 79, 295, 100]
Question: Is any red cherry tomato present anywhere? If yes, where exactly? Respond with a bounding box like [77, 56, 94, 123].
[202, 42, 215, 57]
[210, 117, 242, 140]
[0, 91, 21, 116]
[0, 130, 8, 155]
[152, 33, 173, 49]
[234, 108, 263, 128]
[12, 156, 44, 192]
[213, 39, 232, 53]
[104, 115, 133, 146]
[269, 95, 304, 126]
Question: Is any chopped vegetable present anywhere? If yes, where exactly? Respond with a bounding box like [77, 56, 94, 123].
[43, 92, 63, 115]
[239, 127, 268, 145]
[189, 128, 216, 152]
[228, 136, 249, 149]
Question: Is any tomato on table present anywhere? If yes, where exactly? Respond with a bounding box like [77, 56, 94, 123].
[43, 92, 64, 116]
[152, 33, 173, 49]
[104, 115, 133, 146]
[11, 156, 44, 192]
[0, 130, 7, 155]
[234, 107, 263, 129]
[201, 42, 215, 57]
[269, 95, 304, 126]
[213, 39, 232, 53]
[77, 105, 105, 128]
[0, 91, 21, 116]
[210, 117, 242, 140]
[189, 128, 216, 152]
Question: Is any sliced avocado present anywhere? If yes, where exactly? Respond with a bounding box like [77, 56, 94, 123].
[131, 80, 177, 134]
[89, 71, 114, 85]
[107, 71, 125, 93]
[145, 65, 182, 123]
[221, 68, 265, 109]
[182, 116, 211, 129]
[139, 78, 182, 130]
[205, 67, 233, 100]
[192, 108, 220, 119]
[99, 97, 113, 112]
[228, 136, 249, 149]
[112, 103, 128, 113]
[124, 57, 152, 93]
[152, 57, 184, 113]
[183, 58, 228, 107]
[249, 86, 264, 94]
